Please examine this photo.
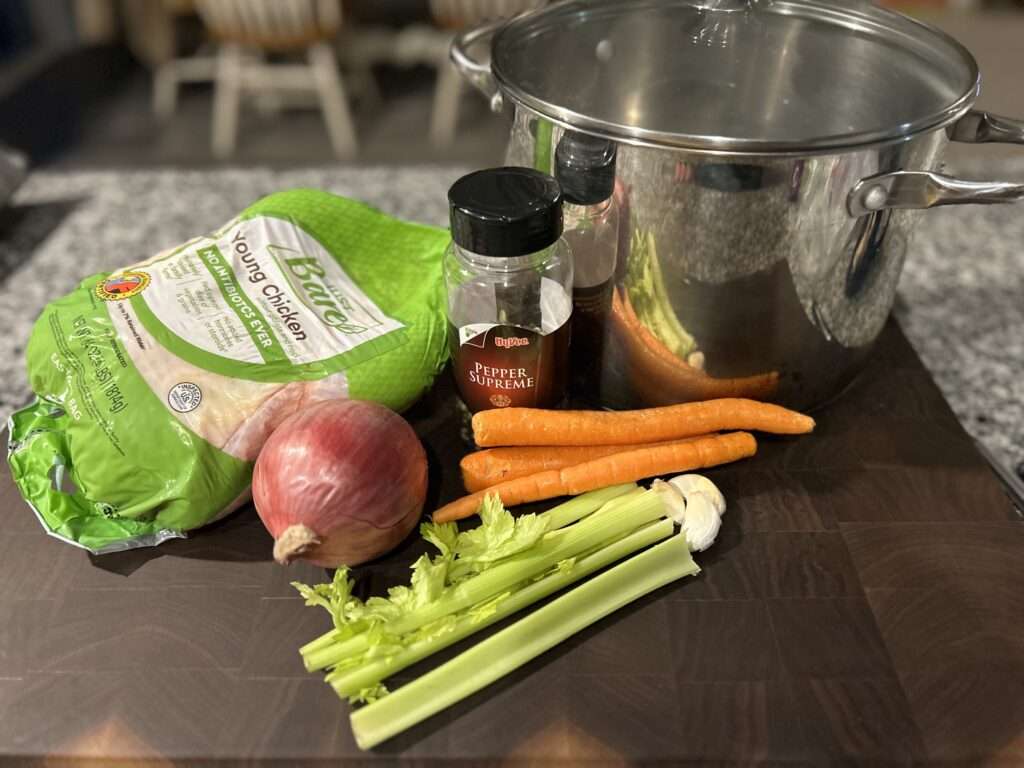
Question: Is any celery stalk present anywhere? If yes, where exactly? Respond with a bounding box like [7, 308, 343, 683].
[327, 518, 675, 697]
[539, 483, 637, 530]
[303, 489, 667, 671]
[299, 485, 635, 660]
[445, 487, 644, 584]
[300, 630, 340, 656]
[350, 532, 698, 749]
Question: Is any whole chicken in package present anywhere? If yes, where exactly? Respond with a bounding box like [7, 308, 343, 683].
[7, 189, 450, 553]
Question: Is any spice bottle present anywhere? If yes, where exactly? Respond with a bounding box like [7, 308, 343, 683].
[445, 167, 573, 413]
[556, 131, 618, 404]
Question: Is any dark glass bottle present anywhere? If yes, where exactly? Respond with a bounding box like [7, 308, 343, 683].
[556, 131, 619, 405]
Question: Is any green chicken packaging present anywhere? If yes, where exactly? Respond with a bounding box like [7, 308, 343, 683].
[7, 189, 449, 553]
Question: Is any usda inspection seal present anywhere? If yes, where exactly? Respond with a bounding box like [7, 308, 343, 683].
[167, 382, 202, 413]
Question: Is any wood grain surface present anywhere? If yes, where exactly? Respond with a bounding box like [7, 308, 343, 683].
[0, 318, 1021, 767]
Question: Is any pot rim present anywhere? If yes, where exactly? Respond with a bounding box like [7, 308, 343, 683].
[501, 88, 979, 158]
[491, 0, 982, 157]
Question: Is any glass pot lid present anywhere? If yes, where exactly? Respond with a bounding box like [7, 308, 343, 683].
[490, 0, 979, 153]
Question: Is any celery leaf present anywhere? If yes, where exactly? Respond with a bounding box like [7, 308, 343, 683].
[292, 581, 333, 614]
[292, 568, 369, 632]
[420, 521, 459, 558]
[410, 614, 458, 644]
[555, 557, 577, 576]
[349, 682, 389, 705]
[409, 553, 449, 606]
[454, 494, 550, 570]
[468, 590, 512, 624]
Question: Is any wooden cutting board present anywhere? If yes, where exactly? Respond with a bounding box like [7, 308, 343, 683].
[0, 318, 1021, 766]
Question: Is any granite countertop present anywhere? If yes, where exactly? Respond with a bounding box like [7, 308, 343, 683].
[0, 163, 1021, 475]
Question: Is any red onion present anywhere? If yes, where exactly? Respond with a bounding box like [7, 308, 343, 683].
[253, 399, 427, 567]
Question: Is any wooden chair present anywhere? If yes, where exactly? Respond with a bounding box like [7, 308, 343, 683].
[340, 0, 545, 147]
[128, 0, 218, 120]
[193, 0, 358, 158]
[427, 0, 546, 146]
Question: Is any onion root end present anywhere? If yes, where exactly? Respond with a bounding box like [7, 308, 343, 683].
[274, 524, 321, 565]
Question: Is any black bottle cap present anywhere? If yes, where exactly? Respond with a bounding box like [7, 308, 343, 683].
[555, 131, 617, 205]
[448, 167, 563, 257]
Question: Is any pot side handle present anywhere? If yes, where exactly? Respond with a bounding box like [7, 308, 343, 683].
[450, 19, 506, 113]
[948, 110, 1024, 144]
[847, 110, 1024, 217]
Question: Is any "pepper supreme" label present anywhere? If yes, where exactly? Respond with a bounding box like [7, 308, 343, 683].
[449, 321, 570, 411]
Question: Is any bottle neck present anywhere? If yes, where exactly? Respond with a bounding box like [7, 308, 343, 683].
[565, 196, 614, 221]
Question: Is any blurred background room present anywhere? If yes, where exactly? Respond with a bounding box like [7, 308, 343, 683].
[0, 0, 551, 169]
[0, 0, 1022, 171]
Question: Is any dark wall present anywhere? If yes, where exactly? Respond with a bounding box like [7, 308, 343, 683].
[0, 2, 34, 63]
[0, 45, 136, 164]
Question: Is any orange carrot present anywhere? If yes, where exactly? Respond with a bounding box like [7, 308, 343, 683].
[459, 435, 717, 493]
[434, 431, 757, 523]
[472, 398, 813, 448]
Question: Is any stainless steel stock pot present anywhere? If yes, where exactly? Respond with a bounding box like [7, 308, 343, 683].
[452, 0, 1024, 409]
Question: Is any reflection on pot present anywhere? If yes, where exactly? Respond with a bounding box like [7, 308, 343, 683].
[605, 285, 779, 408]
[807, 208, 908, 348]
[675, 162, 789, 194]
[598, 226, 779, 408]
[846, 207, 891, 300]
[626, 228, 697, 362]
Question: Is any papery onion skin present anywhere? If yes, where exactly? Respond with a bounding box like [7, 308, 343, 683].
[252, 399, 427, 567]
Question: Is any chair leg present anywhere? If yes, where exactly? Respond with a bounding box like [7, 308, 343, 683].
[249, 50, 282, 117]
[308, 42, 358, 159]
[430, 59, 463, 147]
[153, 62, 178, 119]
[350, 67, 383, 111]
[211, 43, 243, 158]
